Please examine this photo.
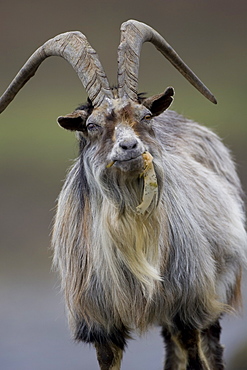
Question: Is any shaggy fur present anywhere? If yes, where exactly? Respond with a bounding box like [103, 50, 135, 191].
[52, 99, 247, 369]
[1, 18, 245, 370]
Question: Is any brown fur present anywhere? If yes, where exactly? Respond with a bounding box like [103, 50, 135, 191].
[52, 100, 247, 370]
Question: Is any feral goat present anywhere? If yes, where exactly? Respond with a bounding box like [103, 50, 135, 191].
[0, 20, 247, 370]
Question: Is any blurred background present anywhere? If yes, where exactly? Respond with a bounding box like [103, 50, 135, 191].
[0, 0, 246, 369]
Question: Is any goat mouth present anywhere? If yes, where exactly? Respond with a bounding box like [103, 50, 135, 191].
[107, 155, 144, 173]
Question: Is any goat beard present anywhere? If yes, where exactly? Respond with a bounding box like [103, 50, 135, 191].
[88, 162, 164, 287]
[105, 151, 159, 215]
[100, 170, 146, 214]
[95, 160, 159, 214]
[53, 156, 167, 330]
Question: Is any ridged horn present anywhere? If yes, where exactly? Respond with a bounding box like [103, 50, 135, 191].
[0, 31, 113, 113]
[117, 20, 217, 104]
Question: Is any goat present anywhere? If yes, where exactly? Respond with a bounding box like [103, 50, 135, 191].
[0, 20, 246, 370]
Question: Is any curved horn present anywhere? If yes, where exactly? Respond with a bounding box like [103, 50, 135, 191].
[0, 31, 113, 113]
[117, 20, 217, 104]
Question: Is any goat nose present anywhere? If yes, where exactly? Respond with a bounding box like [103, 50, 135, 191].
[119, 138, 138, 151]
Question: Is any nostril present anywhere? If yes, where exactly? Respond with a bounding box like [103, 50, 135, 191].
[120, 139, 138, 151]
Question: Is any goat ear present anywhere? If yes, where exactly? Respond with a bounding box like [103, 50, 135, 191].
[57, 110, 88, 131]
[142, 87, 174, 116]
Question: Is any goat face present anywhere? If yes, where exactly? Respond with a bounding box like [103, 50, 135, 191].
[57, 89, 173, 211]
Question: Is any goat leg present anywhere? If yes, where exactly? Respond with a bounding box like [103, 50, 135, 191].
[95, 342, 123, 370]
[201, 319, 225, 370]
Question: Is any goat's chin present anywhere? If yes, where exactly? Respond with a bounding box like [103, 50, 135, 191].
[112, 156, 144, 174]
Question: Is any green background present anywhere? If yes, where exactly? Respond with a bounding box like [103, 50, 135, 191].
[0, 1, 246, 369]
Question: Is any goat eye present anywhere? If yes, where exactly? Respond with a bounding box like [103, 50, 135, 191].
[142, 114, 153, 121]
[87, 122, 100, 132]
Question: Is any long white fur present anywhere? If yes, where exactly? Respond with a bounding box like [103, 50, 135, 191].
[52, 107, 247, 337]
